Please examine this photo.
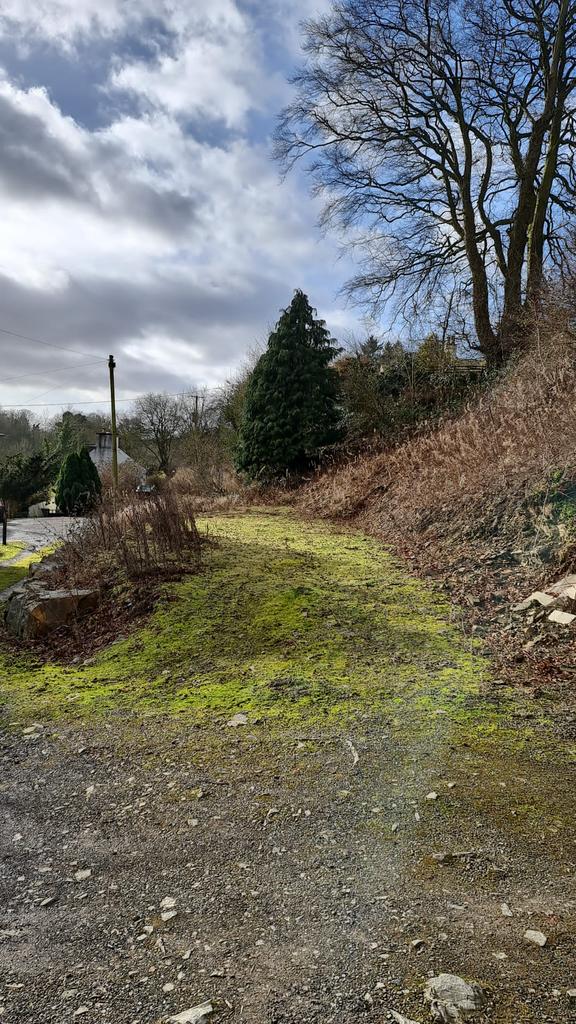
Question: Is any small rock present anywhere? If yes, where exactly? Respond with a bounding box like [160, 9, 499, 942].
[487, 865, 507, 879]
[426, 792, 439, 802]
[424, 973, 486, 1022]
[40, 896, 58, 907]
[227, 713, 248, 728]
[567, 989, 576, 1000]
[548, 609, 575, 625]
[546, 574, 576, 596]
[529, 591, 555, 607]
[160, 896, 177, 910]
[500, 903, 513, 917]
[166, 1004, 213, 1024]
[524, 929, 547, 947]
[387, 1011, 422, 1024]
[410, 938, 426, 950]
[163, 983, 175, 993]
[161, 911, 178, 923]
[74, 869, 92, 882]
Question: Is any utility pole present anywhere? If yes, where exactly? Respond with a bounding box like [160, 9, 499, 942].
[108, 354, 119, 490]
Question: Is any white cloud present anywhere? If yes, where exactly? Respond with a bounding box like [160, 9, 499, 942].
[110, 3, 282, 128]
[0, 0, 358, 409]
[0, 0, 129, 45]
[0, 0, 330, 47]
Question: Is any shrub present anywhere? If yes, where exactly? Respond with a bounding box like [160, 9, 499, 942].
[57, 488, 202, 588]
[55, 447, 102, 515]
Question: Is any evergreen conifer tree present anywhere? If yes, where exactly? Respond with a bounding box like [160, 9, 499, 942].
[236, 290, 341, 480]
[55, 446, 102, 514]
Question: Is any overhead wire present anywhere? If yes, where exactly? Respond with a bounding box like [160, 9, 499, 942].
[0, 325, 204, 409]
[0, 391, 203, 409]
[1, 360, 106, 385]
[0, 326, 108, 362]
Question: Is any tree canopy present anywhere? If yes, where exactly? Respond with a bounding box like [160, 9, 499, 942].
[236, 290, 342, 480]
[276, 0, 576, 366]
[0, 452, 56, 517]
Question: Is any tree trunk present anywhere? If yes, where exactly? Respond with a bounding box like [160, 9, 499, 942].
[526, 0, 570, 300]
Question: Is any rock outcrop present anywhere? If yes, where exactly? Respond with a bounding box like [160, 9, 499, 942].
[3, 568, 98, 639]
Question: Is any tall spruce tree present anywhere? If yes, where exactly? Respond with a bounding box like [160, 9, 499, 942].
[237, 290, 341, 480]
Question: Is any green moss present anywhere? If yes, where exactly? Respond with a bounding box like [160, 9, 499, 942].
[0, 514, 570, 786]
[0, 541, 25, 563]
[0, 545, 54, 593]
[0, 513, 490, 723]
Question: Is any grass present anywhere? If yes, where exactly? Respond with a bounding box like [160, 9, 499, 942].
[0, 541, 25, 563]
[0, 546, 53, 593]
[0, 512, 495, 727]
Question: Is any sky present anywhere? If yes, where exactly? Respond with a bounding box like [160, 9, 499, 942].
[0, 0, 367, 416]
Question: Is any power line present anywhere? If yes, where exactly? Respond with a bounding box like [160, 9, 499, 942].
[0, 391, 203, 409]
[0, 325, 108, 362]
[2, 359, 105, 384]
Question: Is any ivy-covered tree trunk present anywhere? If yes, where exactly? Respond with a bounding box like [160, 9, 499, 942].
[236, 290, 341, 481]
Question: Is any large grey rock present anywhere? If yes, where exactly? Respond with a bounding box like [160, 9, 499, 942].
[4, 585, 99, 638]
[424, 974, 487, 1022]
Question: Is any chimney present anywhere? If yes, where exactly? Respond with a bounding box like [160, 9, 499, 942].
[97, 432, 114, 452]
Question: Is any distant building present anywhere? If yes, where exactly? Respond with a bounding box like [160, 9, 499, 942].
[88, 432, 145, 480]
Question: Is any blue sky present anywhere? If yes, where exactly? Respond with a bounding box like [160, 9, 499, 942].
[0, 0, 369, 413]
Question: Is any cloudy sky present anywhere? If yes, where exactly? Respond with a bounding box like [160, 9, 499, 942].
[0, 0, 366, 415]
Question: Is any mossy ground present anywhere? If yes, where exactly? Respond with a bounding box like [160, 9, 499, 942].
[0, 512, 489, 722]
[0, 541, 25, 563]
[0, 545, 52, 592]
[0, 514, 572, 789]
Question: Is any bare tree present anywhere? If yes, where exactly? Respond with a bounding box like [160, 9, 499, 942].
[275, 0, 576, 366]
[122, 393, 183, 474]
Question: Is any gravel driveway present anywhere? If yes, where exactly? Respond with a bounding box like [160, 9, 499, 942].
[1, 712, 574, 1024]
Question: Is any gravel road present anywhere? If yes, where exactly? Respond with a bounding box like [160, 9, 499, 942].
[1, 711, 574, 1024]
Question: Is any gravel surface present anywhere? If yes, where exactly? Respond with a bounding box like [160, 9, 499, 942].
[1, 713, 575, 1024]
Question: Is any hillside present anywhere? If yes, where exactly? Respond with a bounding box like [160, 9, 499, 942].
[292, 323, 576, 690]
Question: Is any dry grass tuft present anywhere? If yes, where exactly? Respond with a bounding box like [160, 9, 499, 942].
[56, 488, 203, 590]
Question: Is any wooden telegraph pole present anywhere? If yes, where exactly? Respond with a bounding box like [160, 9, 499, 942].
[108, 354, 119, 489]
